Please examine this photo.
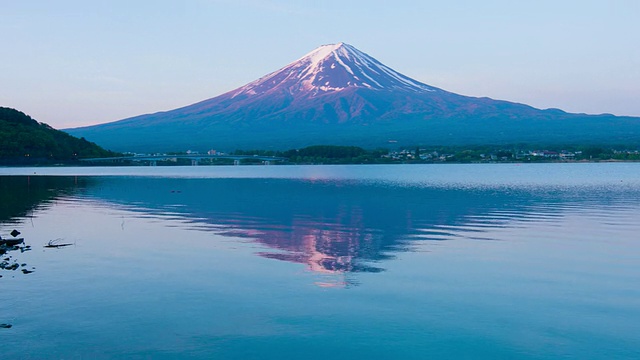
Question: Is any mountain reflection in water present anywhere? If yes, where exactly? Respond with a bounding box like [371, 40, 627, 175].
[60, 176, 638, 282]
[3, 167, 640, 359]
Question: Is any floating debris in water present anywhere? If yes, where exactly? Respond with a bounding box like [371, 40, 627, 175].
[10, 229, 20, 237]
[44, 239, 74, 249]
[0, 324, 12, 329]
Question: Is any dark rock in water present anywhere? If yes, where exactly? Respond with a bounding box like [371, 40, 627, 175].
[0, 238, 24, 246]
[0, 324, 12, 329]
[0, 239, 32, 276]
[10, 230, 20, 237]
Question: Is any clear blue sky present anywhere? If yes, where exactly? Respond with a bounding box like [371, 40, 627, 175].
[1, 0, 639, 128]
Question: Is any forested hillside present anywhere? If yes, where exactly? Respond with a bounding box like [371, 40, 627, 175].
[0, 107, 117, 164]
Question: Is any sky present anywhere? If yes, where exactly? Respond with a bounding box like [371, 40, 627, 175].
[1, 0, 639, 129]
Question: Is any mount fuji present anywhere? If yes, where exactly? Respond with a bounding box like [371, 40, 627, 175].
[66, 43, 639, 152]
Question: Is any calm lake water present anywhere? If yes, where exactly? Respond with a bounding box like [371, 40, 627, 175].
[1, 164, 639, 359]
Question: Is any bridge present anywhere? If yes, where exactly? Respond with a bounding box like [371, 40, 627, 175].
[80, 154, 288, 166]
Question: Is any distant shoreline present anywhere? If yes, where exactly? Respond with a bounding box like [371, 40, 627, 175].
[1, 159, 639, 170]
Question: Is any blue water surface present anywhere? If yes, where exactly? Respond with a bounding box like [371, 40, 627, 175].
[1, 164, 639, 359]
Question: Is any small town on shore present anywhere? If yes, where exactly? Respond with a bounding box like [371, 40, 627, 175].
[106, 145, 640, 166]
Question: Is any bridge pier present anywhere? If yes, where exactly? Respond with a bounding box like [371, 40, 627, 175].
[233, 159, 240, 166]
[263, 160, 271, 165]
[191, 159, 198, 166]
[150, 160, 157, 166]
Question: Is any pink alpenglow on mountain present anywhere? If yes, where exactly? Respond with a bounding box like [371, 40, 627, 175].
[232, 42, 437, 96]
[177, 42, 448, 124]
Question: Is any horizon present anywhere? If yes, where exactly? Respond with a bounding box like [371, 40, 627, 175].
[1, 1, 639, 129]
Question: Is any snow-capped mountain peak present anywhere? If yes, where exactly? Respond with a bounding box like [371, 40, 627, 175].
[230, 42, 437, 98]
[67, 42, 639, 154]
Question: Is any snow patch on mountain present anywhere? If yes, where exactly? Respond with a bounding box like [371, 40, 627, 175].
[230, 42, 437, 99]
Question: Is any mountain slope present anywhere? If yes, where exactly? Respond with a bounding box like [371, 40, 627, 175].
[66, 43, 640, 152]
[0, 107, 117, 163]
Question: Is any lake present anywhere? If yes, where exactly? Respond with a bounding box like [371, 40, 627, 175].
[1, 164, 639, 359]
